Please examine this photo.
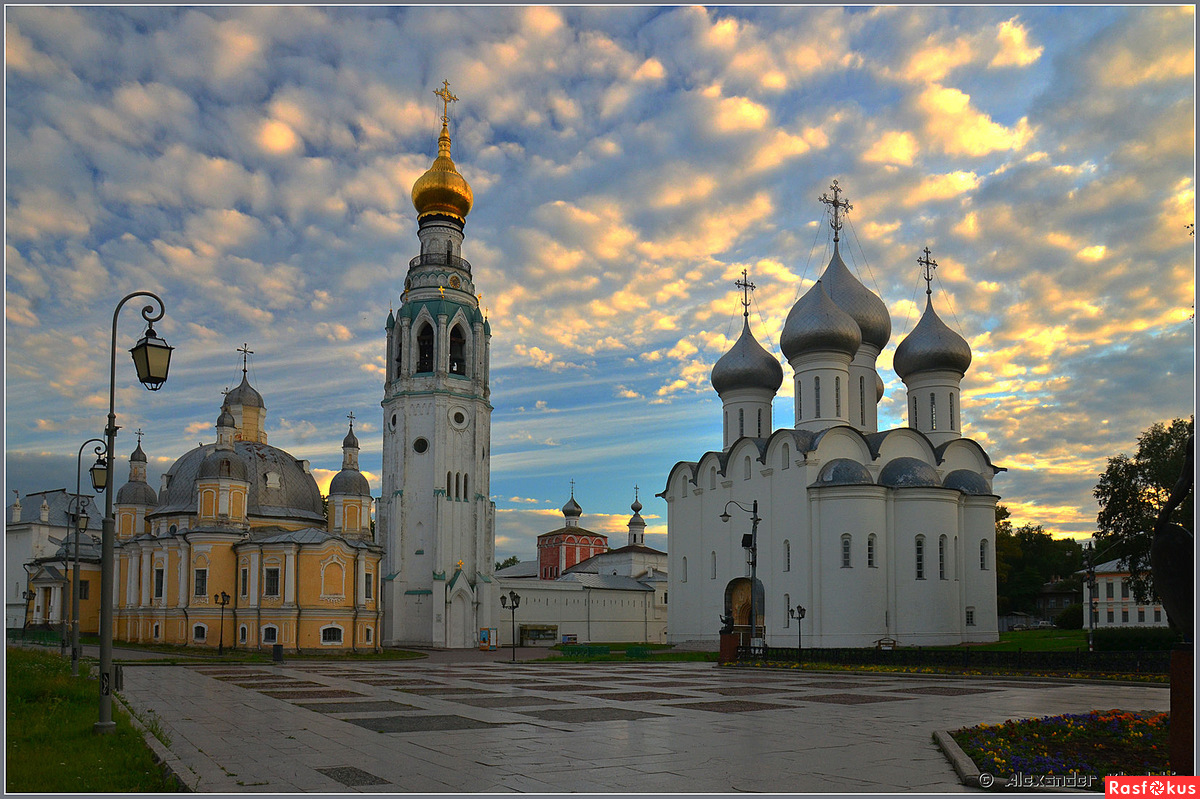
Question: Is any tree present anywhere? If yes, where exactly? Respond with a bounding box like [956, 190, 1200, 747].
[993, 505, 1083, 615]
[495, 555, 520, 571]
[1094, 417, 1194, 602]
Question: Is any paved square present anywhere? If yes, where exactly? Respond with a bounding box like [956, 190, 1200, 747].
[116, 656, 1170, 793]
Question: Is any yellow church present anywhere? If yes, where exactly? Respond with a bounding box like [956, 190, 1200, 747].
[108, 367, 383, 652]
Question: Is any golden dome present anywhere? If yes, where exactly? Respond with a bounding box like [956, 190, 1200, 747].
[411, 122, 473, 223]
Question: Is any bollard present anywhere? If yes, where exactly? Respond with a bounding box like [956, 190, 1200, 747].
[272, 643, 283, 664]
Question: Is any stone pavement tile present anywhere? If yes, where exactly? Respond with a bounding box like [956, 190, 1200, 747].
[888, 685, 1002, 696]
[346, 713, 502, 733]
[452, 695, 552, 708]
[583, 690, 688, 701]
[672, 698, 792, 712]
[517, 706, 669, 723]
[795, 692, 916, 704]
[259, 687, 366, 699]
[296, 699, 418, 713]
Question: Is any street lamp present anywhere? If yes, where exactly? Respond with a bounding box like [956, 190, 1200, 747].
[98, 291, 173, 734]
[721, 499, 762, 649]
[499, 590, 521, 662]
[73, 439, 106, 677]
[788, 604, 806, 663]
[22, 590, 36, 636]
[214, 591, 230, 655]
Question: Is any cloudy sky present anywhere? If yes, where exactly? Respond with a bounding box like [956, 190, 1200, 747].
[5, 6, 1195, 561]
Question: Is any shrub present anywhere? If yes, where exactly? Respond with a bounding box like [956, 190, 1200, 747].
[1055, 602, 1083, 630]
[1092, 626, 1181, 652]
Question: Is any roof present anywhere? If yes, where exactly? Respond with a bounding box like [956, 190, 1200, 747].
[494, 560, 538, 578]
[7, 490, 103, 531]
[557, 573, 655, 591]
[537, 526, 605, 540]
[711, 316, 783, 395]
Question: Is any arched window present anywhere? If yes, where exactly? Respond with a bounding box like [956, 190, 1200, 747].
[463, 474, 469, 498]
[395, 332, 403, 367]
[743, 456, 752, 480]
[950, 393, 957, 431]
[320, 625, 344, 644]
[859, 376, 866, 426]
[980, 539, 989, 570]
[709, 467, 717, 490]
[416, 323, 434, 373]
[738, 408, 744, 438]
[939, 535, 947, 579]
[784, 539, 791, 572]
[798, 385, 802, 419]
[841, 534, 852, 568]
[930, 393, 937, 430]
[867, 533, 876, 567]
[455, 472, 461, 499]
[193, 624, 207, 642]
[449, 325, 467, 375]
[835, 376, 841, 416]
[239, 625, 247, 643]
[781, 443, 790, 470]
[911, 395, 918, 428]
[446, 472, 453, 498]
[915, 536, 925, 579]
[681, 557, 687, 583]
[814, 376, 821, 417]
[710, 551, 717, 579]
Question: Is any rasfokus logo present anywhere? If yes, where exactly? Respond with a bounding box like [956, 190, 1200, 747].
[1106, 777, 1200, 796]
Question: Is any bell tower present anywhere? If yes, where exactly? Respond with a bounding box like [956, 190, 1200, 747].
[380, 82, 495, 648]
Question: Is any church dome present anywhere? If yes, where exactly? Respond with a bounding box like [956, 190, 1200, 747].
[116, 481, 158, 506]
[411, 123, 473, 223]
[562, 495, 582, 518]
[130, 442, 148, 463]
[943, 469, 992, 495]
[217, 405, 236, 429]
[711, 318, 783, 395]
[343, 426, 359, 449]
[815, 458, 874, 486]
[225, 374, 265, 409]
[199, 450, 248, 481]
[329, 469, 370, 496]
[878, 457, 941, 488]
[875, 372, 886, 401]
[821, 245, 891, 350]
[780, 280, 862, 361]
[893, 295, 972, 379]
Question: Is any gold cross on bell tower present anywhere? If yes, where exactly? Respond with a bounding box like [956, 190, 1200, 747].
[434, 80, 458, 126]
[818, 179, 853, 243]
[918, 246, 938, 297]
[735, 269, 756, 319]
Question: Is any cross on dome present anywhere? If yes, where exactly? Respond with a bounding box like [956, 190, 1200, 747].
[735, 269, 756, 319]
[135, 428, 144, 445]
[818, 179, 853, 243]
[347, 411, 356, 429]
[918, 246, 938, 296]
[434, 80, 458, 126]
[237, 342, 254, 376]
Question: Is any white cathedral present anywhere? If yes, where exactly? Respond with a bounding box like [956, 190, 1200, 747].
[662, 184, 1002, 648]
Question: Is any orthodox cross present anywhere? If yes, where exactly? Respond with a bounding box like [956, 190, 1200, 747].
[818, 179, 853, 242]
[434, 80, 458, 126]
[735, 269, 756, 319]
[438, 285, 446, 298]
[569, 478, 576, 498]
[918, 246, 938, 296]
[237, 343, 253, 376]
[347, 411, 356, 430]
[135, 428, 144, 446]
[634, 485, 640, 502]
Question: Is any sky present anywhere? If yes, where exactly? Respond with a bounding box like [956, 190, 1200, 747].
[4, 6, 1195, 563]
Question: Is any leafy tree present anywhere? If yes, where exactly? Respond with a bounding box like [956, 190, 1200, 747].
[1093, 417, 1194, 603]
[1055, 602, 1083, 630]
[993, 506, 1084, 615]
[495, 555, 520, 571]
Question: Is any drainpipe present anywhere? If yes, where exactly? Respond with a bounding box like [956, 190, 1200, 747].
[351, 549, 359, 654]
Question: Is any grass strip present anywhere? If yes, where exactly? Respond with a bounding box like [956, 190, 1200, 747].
[5, 646, 181, 793]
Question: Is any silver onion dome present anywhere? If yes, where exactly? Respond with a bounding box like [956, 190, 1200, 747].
[821, 245, 891, 350]
[780, 280, 862, 361]
[711, 318, 784, 395]
[893, 295, 972, 380]
[225, 373, 265, 409]
[329, 469, 370, 496]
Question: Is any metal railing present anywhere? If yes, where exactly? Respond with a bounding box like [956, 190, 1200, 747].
[408, 253, 473, 273]
[734, 645, 1171, 674]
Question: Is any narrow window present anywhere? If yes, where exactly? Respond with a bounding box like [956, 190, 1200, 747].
[966, 607, 976, 626]
[154, 568, 164, 599]
[938, 535, 947, 579]
[240, 567, 248, 596]
[868, 534, 876, 568]
[193, 568, 207, 597]
[930, 393, 937, 430]
[814, 376, 821, 417]
[447, 472, 453, 497]
[835, 376, 841, 416]
[738, 408, 744, 438]
[797, 385, 802, 420]
[784, 593, 791, 628]
[781, 444, 790, 470]
[449, 325, 467, 375]
[681, 557, 687, 583]
[859, 376, 866, 426]
[841, 534, 851, 568]
[264, 567, 280, 597]
[915, 536, 925, 580]
[980, 539, 989, 570]
[365, 573, 373, 600]
[784, 540, 791, 572]
[1154, 609, 1161, 622]
[455, 472, 461, 499]
[949, 393, 956, 431]
[710, 551, 717, 579]
[78, 581, 90, 600]
[1106, 610, 1114, 624]
[1121, 581, 1129, 599]
[239, 625, 248, 643]
[757, 408, 763, 437]
[1121, 609, 1129, 623]
[416, 323, 434, 373]
[743, 456, 751, 480]
[464, 474, 469, 497]
[1137, 608, 1145, 623]
[1105, 581, 1114, 599]
[911, 395, 917, 427]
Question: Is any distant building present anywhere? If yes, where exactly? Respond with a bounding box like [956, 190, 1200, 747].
[1084, 558, 1169, 629]
[1036, 579, 1083, 622]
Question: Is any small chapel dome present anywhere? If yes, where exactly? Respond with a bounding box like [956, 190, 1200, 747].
[943, 469, 992, 495]
[711, 318, 783, 395]
[780, 280, 862, 361]
[893, 295, 972, 379]
[821, 245, 892, 350]
[117, 480, 158, 506]
[562, 494, 582, 518]
[131, 442, 148, 463]
[815, 458, 874, 486]
[343, 426, 359, 449]
[225, 373, 265, 409]
[329, 469, 370, 496]
[216, 406, 236, 429]
[878, 457, 941, 488]
[876, 372, 886, 401]
[411, 123, 473, 223]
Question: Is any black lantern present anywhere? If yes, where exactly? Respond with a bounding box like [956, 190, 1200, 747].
[129, 324, 173, 391]
[89, 454, 108, 492]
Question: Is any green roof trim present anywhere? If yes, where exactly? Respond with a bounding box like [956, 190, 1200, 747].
[404, 589, 433, 595]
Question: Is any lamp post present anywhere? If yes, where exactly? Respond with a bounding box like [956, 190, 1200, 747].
[499, 590, 521, 662]
[721, 499, 761, 649]
[98, 291, 173, 734]
[72, 440, 107, 677]
[22, 590, 36, 636]
[788, 604, 806, 663]
[214, 591, 230, 655]
[1083, 540, 1123, 653]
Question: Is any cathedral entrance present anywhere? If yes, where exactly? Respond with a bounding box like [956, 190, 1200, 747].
[448, 592, 474, 649]
[724, 577, 765, 647]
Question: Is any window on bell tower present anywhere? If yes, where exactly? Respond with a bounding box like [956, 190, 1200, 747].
[449, 325, 467, 375]
[417, 323, 434, 373]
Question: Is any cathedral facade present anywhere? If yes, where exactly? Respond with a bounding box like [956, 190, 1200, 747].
[662, 186, 1001, 648]
[379, 87, 496, 648]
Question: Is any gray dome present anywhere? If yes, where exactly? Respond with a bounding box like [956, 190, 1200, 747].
[343, 425, 359, 449]
[562, 495, 582, 518]
[225, 374, 265, 409]
[821, 245, 891, 350]
[875, 372, 886, 401]
[878, 457, 941, 488]
[943, 469, 991, 495]
[130, 443, 147, 463]
[199, 451, 248, 481]
[815, 458, 874, 486]
[711, 318, 783, 395]
[780, 280, 862, 361]
[216, 406, 235, 428]
[893, 295, 972, 379]
[116, 480, 158, 506]
[150, 440, 324, 523]
[329, 469, 370, 496]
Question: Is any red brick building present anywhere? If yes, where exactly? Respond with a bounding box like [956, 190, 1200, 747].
[537, 492, 608, 579]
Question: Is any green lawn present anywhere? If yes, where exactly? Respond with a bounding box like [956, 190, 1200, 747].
[924, 628, 1088, 652]
[5, 646, 180, 793]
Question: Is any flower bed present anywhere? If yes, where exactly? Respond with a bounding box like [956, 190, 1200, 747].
[724, 658, 1168, 683]
[951, 709, 1170, 788]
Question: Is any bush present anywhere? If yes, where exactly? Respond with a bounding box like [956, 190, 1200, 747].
[1055, 603, 1083, 630]
[1092, 626, 1181, 652]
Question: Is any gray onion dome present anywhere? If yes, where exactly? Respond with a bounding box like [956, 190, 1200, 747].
[117, 481, 158, 506]
[225, 374, 265, 409]
[329, 469, 370, 496]
[343, 426, 359, 449]
[878, 457, 941, 488]
[216, 405, 236, 429]
[943, 469, 991, 495]
[893, 295, 972, 379]
[562, 495, 582, 518]
[130, 442, 148, 463]
[780, 280, 862, 361]
[821, 246, 891, 350]
[711, 318, 783, 395]
[875, 372, 886, 401]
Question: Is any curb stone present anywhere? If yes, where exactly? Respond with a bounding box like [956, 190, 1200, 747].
[934, 730, 1093, 793]
[116, 692, 199, 792]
